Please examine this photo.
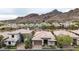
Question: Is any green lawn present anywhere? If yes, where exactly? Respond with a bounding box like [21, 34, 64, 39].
[5, 46, 16, 49]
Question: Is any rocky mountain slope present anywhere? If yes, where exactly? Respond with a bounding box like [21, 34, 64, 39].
[2, 8, 79, 24]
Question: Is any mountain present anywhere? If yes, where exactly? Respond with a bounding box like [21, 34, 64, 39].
[2, 8, 79, 24]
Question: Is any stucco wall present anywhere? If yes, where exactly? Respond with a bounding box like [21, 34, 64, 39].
[8, 34, 20, 39]
[4, 34, 21, 46]
[77, 40, 79, 45]
[4, 41, 16, 46]
[48, 41, 55, 45]
[32, 40, 55, 46]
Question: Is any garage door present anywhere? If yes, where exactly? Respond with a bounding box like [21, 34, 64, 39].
[34, 40, 42, 45]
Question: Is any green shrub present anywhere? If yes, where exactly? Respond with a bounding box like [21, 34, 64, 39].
[68, 24, 78, 30]
[24, 39, 32, 49]
[24, 34, 32, 49]
[6, 46, 16, 49]
[57, 35, 73, 48]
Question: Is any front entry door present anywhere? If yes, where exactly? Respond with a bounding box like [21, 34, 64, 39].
[44, 40, 48, 45]
[73, 39, 77, 45]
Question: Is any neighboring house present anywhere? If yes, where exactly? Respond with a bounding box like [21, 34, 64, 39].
[32, 31, 56, 49]
[53, 30, 79, 45]
[52, 22, 61, 28]
[14, 28, 33, 34]
[6, 24, 19, 28]
[59, 21, 78, 29]
[4, 32, 21, 46]
[3, 28, 33, 46]
[61, 22, 70, 28]
[70, 29, 79, 45]
[14, 28, 33, 42]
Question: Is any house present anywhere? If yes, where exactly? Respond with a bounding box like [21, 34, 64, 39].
[53, 30, 79, 45]
[52, 22, 61, 28]
[0, 32, 8, 47]
[32, 31, 56, 49]
[14, 28, 33, 34]
[60, 22, 70, 28]
[4, 32, 21, 46]
[70, 29, 79, 45]
[3, 28, 33, 46]
[14, 28, 33, 42]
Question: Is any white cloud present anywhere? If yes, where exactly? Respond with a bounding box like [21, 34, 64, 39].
[0, 15, 18, 20]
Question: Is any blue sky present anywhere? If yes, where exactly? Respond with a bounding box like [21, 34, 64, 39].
[0, 8, 74, 20]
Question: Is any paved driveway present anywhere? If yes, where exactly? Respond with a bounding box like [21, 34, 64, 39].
[17, 43, 25, 50]
[32, 45, 42, 49]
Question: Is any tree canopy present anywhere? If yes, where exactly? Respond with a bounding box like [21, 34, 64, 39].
[57, 35, 73, 48]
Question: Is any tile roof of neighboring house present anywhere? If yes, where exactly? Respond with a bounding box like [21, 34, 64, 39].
[71, 29, 79, 34]
[7, 29, 33, 35]
[32, 31, 56, 41]
[53, 30, 79, 38]
[14, 29, 33, 34]
[0, 29, 33, 40]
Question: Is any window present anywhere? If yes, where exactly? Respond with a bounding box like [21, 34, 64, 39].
[12, 35, 14, 38]
[8, 41, 11, 45]
[73, 39, 77, 45]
